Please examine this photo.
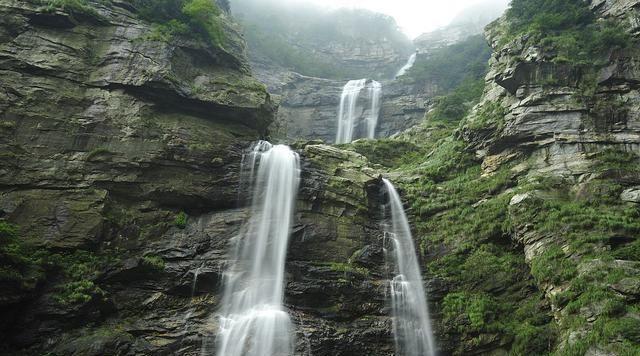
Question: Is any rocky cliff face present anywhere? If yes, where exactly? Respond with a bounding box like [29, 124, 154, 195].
[2, 0, 640, 355]
[270, 73, 432, 143]
[0, 0, 271, 352]
[353, 0, 640, 354]
[337, 0, 640, 354]
[460, 0, 640, 352]
[0, 1, 404, 354]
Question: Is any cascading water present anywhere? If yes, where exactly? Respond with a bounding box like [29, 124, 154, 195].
[395, 52, 417, 78]
[205, 141, 300, 356]
[382, 179, 437, 356]
[336, 79, 367, 144]
[367, 80, 382, 140]
[336, 79, 382, 144]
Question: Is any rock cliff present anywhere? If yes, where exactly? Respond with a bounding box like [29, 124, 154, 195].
[0, 1, 401, 354]
[2, 0, 640, 355]
[271, 74, 432, 143]
[343, 0, 640, 354]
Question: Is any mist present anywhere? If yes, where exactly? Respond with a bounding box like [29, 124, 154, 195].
[232, 0, 511, 38]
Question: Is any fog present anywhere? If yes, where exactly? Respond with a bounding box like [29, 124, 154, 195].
[241, 0, 510, 38]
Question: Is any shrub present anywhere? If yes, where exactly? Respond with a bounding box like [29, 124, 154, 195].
[175, 211, 187, 229]
[506, 0, 632, 64]
[430, 79, 485, 122]
[54, 279, 104, 305]
[442, 292, 501, 332]
[133, 0, 224, 46]
[0, 221, 46, 288]
[141, 255, 165, 271]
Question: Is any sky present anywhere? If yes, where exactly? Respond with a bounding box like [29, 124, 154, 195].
[283, 0, 510, 38]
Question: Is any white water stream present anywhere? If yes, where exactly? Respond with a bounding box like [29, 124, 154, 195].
[207, 141, 300, 356]
[395, 52, 417, 78]
[336, 79, 382, 144]
[382, 179, 437, 356]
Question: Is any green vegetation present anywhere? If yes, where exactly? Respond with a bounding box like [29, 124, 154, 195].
[465, 101, 507, 131]
[48, 250, 114, 305]
[430, 78, 485, 121]
[254, 0, 639, 352]
[86, 147, 112, 161]
[505, 0, 632, 64]
[340, 139, 426, 168]
[506, 157, 640, 353]
[0, 221, 45, 289]
[402, 35, 491, 94]
[0, 221, 115, 306]
[348, 80, 552, 352]
[327, 262, 369, 276]
[35, 0, 103, 19]
[132, 0, 224, 46]
[141, 255, 165, 271]
[174, 211, 187, 229]
[54, 279, 104, 304]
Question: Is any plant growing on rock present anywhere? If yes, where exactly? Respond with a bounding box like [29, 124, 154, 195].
[133, 0, 225, 47]
[174, 211, 187, 229]
[506, 0, 633, 64]
[141, 255, 165, 271]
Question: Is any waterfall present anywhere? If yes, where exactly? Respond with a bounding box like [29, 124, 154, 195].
[382, 179, 437, 356]
[336, 79, 367, 144]
[367, 80, 382, 140]
[207, 141, 300, 356]
[336, 79, 382, 144]
[395, 52, 417, 78]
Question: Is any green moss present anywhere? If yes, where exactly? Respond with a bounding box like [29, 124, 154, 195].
[327, 262, 369, 276]
[86, 147, 112, 161]
[174, 211, 187, 229]
[612, 239, 640, 261]
[429, 78, 486, 121]
[0, 121, 16, 129]
[529, 246, 577, 285]
[466, 102, 507, 131]
[341, 139, 425, 168]
[141, 255, 165, 271]
[0, 224, 116, 306]
[41, 0, 90, 13]
[591, 149, 640, 173]
[443, 291, 502, 332]
[559, 316, 640, 355]
[512, 321, 556, 355]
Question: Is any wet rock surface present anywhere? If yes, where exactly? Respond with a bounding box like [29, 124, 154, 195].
[270, 73, 432, 143]
[0, 2, 399, 349]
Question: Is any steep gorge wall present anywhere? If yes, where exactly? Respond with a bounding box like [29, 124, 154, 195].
[384, 0, 640, 354]
[339, 0, 640, 354]
[0, 1, 402, 354]
[463, 0, 640, 352]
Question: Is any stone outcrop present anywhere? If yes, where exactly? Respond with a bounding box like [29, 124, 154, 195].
[271, 73, 432, 143]
[0, 0, 272, 352]
[0, 1, 404, 354]
[455, 0, 640, 353]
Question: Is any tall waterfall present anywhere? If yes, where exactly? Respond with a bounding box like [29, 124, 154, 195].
[367, 80, 382, 140]
[208, 141, 300, 356]
[395, 52, 417, 78]
[335, 79, 382, 144]
[382, 179, 437, 356]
